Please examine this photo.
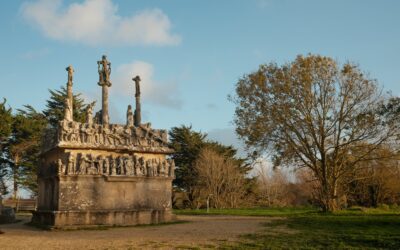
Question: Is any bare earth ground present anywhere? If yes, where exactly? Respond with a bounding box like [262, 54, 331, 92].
[0, 214, 274, 249]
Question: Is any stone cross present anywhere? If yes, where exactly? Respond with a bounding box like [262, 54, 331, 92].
[65, 65, 74, 121]
[132, 75, 141, 127]
[97, 55, 112, 125]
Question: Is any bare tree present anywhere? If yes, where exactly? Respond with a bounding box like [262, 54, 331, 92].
[231, 54, 400, 211]
[254, 162, 291, 207]
[194, 147, 247, 208]
[346, 146, 400, 207]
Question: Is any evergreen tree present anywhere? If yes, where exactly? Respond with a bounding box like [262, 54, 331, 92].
[43, 86, 88, 127]
[1, 87, 89, 197]
[169, 125, 206, 198]
[169, 125, 251, 208]
[0, 99, 13, 196]
[5, 106, 47, 197]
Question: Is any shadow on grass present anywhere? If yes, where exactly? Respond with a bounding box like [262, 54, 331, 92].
[173, 207, 400, 249]
[232, 215, 400, 249]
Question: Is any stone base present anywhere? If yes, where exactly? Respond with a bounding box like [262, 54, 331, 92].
[31, 209, 175, 228]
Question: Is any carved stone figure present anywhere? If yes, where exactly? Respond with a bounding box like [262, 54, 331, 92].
[124, 156, 133, 175]
[66, 65, 74, 87]
[70, 122, 80, 142]
[87, 155, 98, 175]
[146, 160, 152, 177]
[103, 156, 110, 175]
[160, 160, 166, 177]
[86, 102, 96, 125]
[86, 125, 94, 144]
[135, 157, 142, 176]
[97, 156, 104, 174]
[67, 154, 75, 175]
[140, 157, 147, 176]
[103, 126, 112, 145]
[97, 55, 112, 125]
[57, 159, 64, 175]
[123, 127, 132, 145]
[94, 110, 102, 124]
[78, 154, 87, 174]
[112, 125, 123, 145]
[116, 157, 123, 175]
[126, 105, 134, 127]
[168, 159, 175, 177]
[152, 159, 158, 176]
[64, 98, 73, 121]
[94, 125, 102, 144]
[110, 156, 116, 175]
[80, 124, 87, 143]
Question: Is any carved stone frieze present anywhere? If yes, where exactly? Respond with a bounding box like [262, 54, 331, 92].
[42, 152, 175, 178]
[42, 120, 171, 153]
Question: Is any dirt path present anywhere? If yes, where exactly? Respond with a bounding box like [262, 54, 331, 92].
[0, 215, 273, 249]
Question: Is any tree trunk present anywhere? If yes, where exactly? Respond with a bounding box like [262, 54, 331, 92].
[321, 180, 339, 212]
[13, 167, 18, 199]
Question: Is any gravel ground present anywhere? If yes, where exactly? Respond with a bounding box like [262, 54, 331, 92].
[0, 214, 273, 249]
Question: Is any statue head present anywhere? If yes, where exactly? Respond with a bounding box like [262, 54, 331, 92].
[133, 75, 141, 83]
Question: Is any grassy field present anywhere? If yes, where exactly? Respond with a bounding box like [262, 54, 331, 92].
[175, 207, 400, 249]
[174, 207, 318, 217]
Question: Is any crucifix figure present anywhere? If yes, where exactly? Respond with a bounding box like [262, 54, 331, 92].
[132, 75, 141, 127]
[97, 55, 112, 125]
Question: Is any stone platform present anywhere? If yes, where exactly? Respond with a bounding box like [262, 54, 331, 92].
[32, 209, 174, 228]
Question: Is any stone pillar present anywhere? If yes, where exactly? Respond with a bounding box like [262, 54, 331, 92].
[101, 85, 109, 124]
[97, 55, 112, 125]
[65, 65, 74, 121]
[132, 75, 141, 127]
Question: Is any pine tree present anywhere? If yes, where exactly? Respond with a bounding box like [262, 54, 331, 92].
[6, 106, 47, 197]
[43, 86, 88, 127]
[0, 99, 13, 196]
[169, 125, 252, 208]
[169, 125, 206, 199]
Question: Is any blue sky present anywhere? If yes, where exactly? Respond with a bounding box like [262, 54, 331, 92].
[1, 0, 400, 152]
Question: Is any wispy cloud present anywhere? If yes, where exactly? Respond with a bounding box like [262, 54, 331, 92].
[206, 103, 218, 110]
[20, 48, 50, 60]
[21, 0, 181, 46]
[207, 127, 246, 157]
[256, 0, 271, 9]
[112, 61, 182, 109]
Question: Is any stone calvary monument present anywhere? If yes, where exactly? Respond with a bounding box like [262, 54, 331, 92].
[32, 55, 175, 228]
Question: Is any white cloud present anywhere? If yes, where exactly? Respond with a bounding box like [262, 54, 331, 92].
[20, 47, 50, 60]
[112, 61, 182, 109]
[21, 0, 181, 46]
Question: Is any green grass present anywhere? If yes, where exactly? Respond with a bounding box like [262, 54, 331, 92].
[174, 207, 318, 217]
[175, 207, 400, 249]
[231, 215, 400, 250]
[333, 206, 400, 216]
